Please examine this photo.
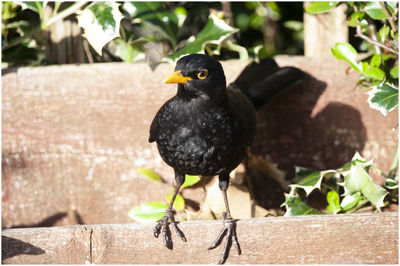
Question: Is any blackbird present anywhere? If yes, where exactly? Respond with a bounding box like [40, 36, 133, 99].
[149, 54, 304, 264]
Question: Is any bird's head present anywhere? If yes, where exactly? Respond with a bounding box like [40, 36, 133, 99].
[164, 54, 227, 102]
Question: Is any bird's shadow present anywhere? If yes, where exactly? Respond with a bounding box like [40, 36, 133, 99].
[2, 236, 45, 262]
[230, 58, 367, 210]
[5, 212, 69, 229]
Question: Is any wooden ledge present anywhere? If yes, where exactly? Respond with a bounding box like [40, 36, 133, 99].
[2, 212, 398, 264]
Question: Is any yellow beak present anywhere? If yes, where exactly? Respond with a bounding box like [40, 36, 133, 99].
[163, 70, 192, 84]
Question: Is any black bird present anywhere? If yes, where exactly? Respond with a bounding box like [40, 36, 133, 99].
[149, 54, 304, 264]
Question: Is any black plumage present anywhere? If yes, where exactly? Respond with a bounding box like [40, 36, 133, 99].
[149, 54, 304, 264]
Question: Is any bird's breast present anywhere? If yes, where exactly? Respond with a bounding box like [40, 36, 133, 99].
[155, 105, 245, 175]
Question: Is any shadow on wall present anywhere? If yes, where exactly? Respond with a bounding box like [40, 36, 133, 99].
[231, 58, 366, 209]
[2, 211, 85, 229]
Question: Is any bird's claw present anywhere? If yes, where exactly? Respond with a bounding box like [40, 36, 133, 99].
[208, 212, 241, 264]
[153, 209, 187, 250]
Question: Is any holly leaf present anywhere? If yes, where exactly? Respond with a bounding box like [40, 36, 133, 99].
[342, 153, 389, 211]
[19, 1, 46, 15]
[367, 82, 398, 116]
[122, 2, 180, 47]
[164, 13, 239, 63]
[115, 38, 147, 63]
[384, 178, 399, 190]
[290, 167, 338, 196]
[78, 2, 123, 55]
[282, 194, 324, 216]
[305, 2, 338, 14]
[128, 202, 168, 223]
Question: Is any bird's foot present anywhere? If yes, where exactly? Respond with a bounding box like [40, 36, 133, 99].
[153, 209, 187, 249]
[208, 212, 241, 264]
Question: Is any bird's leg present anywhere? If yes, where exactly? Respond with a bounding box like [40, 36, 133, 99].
[154, 171, 187, 249]
[208, 174, 241, 264]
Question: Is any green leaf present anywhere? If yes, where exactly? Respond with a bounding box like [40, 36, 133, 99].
[20, 1, 45, 15]
[115, 38, 147, 63]
[249, 13, 265, 29]
[326, 190, 341, 214]
[362, 61, 369, 73]
[390, 65, 398, 79]
[78, 2, 123, 55]
[370, 54, 381, 68]
[181, 175, 201, 188]
[378, 25, 390, 42]
[347, 11, 365, 27]
[367, 83, 399, 116]
[164, 13, 239, 63]
[174, 6, 187, 28]
[342, 154, 389, 210]
[331, 43, 362, 73]
[166, 192, 185, 211]
[136, 168, 161, 182]
[384, 178, 398, 190]
[122, 2, 179, 47]
[363, 66, 385, 81]
[222, 40, 249, 60]
[283, 20, 303, 31]
[291, 168, 338, 196]
[340, 192, 361, 211]
[2, 1, 20, 20]
[365, 2, 393, 20]
[282, 194, 324, 216]
[128, 202, 168, 223]
[305, 2, 338, 14]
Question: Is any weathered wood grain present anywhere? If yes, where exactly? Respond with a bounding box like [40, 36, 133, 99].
[304, 3, 348, 56]
[2, 212, 398, 264]
[2, 57, 398, 227]
[2, 225, 92, 264]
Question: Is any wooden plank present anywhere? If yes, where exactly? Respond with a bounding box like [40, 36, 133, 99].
[2, 212, 398, 264]
[2, 225, 92, 264]
[2, 57, 398, 228]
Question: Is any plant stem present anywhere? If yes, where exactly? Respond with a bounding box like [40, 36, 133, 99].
[388, 145, 399, 180]
[368, 23, 381, 55]
[378, 2, 398, 33]
[2, 1, 87, 51]
[43, 1, 88, 29]
[355, 24, 398, 54]
[53, 2, 61, 15]
[370, 165, 386, 178]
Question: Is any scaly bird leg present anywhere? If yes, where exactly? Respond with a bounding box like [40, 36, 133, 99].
[154, 172, 187, 249]
[208, 175, 241, 264]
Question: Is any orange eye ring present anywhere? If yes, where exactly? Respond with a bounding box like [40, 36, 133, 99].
[197, 69, 208, 79]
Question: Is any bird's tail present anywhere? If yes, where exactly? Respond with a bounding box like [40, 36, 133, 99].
[231, 58, 305, 110]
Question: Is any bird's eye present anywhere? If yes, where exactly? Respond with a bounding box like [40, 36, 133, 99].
[197, 69, 208, 79]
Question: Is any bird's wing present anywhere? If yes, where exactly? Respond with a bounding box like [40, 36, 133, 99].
[227, 86, 257, 146]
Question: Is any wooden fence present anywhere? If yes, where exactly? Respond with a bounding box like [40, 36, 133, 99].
[2, 212, 398, 264]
